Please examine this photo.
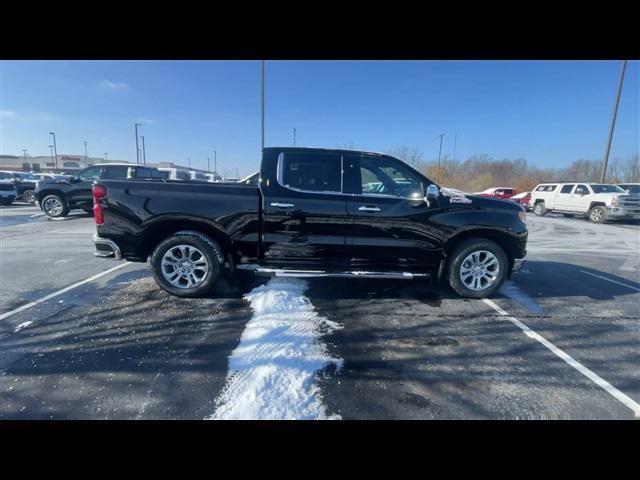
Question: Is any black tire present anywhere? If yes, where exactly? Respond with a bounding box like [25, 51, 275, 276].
[447, 237, 509, 299]
[41, 194, 69, 218]
[22, 190, 36, 203]
[533, 201, 546, 217]
[588, 206, 607, 224]
[150, 231, 225, 298]
[563, 213, 575, 218]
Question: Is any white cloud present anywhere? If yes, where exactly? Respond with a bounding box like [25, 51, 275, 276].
[98, 79, 131, 91]
[0, 110, 16, 118]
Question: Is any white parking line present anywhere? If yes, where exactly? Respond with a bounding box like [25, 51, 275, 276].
[581, 270, 640, 292]
[0, 262, 130, 321]
[483, 298, 640, 418]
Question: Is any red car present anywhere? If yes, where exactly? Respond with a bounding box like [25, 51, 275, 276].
[474, 187, 517, 200]
[509, 191, 532, 210]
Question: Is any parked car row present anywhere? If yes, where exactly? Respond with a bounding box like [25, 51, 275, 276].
[0, 171, 40, 204]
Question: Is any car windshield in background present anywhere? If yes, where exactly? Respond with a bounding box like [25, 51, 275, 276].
[621, 185, 640, 194]
[591, 184, 625, 193]
[15, 173, 39, 180]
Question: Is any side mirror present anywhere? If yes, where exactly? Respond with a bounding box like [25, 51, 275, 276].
[426, 184, 439, 199]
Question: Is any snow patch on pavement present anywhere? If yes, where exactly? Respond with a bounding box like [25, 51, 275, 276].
[208, 277, 343, 420]
[14, 321, 33, 332]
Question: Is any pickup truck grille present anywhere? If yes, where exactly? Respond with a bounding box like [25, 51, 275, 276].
[0, 183, 15, 191]
[619, 195, 640, 208]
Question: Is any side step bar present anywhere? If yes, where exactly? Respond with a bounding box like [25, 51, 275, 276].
[236, 264, 429, 280]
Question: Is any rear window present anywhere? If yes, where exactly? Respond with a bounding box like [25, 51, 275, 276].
[535, 185, 557, 192]
[281, 153, 342, 193]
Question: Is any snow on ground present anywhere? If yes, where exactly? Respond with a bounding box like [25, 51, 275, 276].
[208, 277, 343, 420]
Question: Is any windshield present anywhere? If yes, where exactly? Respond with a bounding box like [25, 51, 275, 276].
[15, 173, 39, 181]
[591, 184, 625, 194]
[620, 184, 640, 194]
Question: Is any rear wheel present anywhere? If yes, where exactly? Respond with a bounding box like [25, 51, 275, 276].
[150, 231, 225, 298]
[588, 206, 607, 223]
[22, 190, 36, 203]
[42, 194, 69, 218]
[533, 201, 546, 216]
[447, 238, 508, 299]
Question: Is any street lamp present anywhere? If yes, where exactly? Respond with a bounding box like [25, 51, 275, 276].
[49, 132, 58, 170]
[140, 136, 146, 164]
[104, 152, 109, 161]
[134, 123, 142, 164]
[22, 150, 28, 170]
[84, 141, 88, 163]
[48, 145, 55, 167]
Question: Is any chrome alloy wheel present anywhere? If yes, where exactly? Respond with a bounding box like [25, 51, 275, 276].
[161, 245, 210, 289]
[43, 196, 64, 216]
[590, 207, 603, 222]
[459, 250, 500, 291]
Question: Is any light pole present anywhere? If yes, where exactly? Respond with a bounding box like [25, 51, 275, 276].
[261, 60, 265, 152]
[214, 150, 217, 175]
[22, 150, 28, 169]
[104, 152, 108, 161]
[84, 141, 88, 164]
[48, 145, 55, 167]
[293, 128, 296, 146]
[187, 158, 190, 168]
[49, 132, 58, 170]
[437, 133, 445, 184]
[600, 60, 628, 183]
[141, 136, 146, 164]
[134, 123, 142, 164]
[452, 132, 457, 162]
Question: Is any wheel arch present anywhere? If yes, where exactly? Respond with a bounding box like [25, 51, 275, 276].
[37, 189, 66, 203]
[444, 229, 522, 275]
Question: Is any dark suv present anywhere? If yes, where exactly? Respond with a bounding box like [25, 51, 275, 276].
[0, 171, 39, 203]
[35, 163, 161, 218]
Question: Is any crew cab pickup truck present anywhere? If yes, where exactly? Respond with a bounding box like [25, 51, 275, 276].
[36, 163, 162, 218]
[531, 182, 640, 223]
[92, 147, 528, 299]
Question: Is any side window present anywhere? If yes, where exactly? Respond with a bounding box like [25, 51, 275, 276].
[281, 153, 342, 193]
[103, 166, 129, 179]
[359, 156, 424, 199]
[78, 167, 102, 181]
[575, 184, 589, 195]
[560, 184, 574, 194]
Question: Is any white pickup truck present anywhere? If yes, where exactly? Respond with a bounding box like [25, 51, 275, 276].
[530, 182, 640, 223]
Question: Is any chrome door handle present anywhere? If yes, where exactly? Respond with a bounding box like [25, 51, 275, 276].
[358, 206, 381, 212]
[270, 202, 295, 208]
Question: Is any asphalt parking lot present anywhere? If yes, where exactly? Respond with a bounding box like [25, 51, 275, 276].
[1, 203, 639, 419]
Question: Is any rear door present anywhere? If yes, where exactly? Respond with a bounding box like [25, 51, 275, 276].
[345, 154, 443, 271]
[261, 151, 353, 269]
[67, 166, 105, 206]
[555, 184, 575, 210]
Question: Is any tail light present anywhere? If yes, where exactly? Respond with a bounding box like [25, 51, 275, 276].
[92, 184, 107, 225]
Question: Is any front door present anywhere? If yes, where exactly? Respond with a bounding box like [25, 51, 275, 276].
[345, 154, 443, 272]
[261, 151, 353, 269]
[555, 184, 575, 210]
[67, 166, 104, 207]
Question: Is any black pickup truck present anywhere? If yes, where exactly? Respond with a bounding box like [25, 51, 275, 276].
[92, 147, 527, 298]
[35, 163, 162, 218]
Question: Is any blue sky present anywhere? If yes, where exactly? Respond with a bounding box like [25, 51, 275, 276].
[1, 60, 638, 177]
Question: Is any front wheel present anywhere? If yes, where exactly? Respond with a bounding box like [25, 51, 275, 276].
[22, 190, 36, 203]
[533, 201, 546, 216]
[150, 231, 225, 298]
[41, 194, 69, 218]
[588, 206, 607, 223]
[447, 238, 508, 299]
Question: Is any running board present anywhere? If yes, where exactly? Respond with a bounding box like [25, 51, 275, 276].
[237, 264, 429, 280]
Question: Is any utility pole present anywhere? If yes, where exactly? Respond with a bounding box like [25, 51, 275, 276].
[134, 123, 142, 164]
[49, 132, 58, 170]
[600, 60, 628, 183]
[452, 132, 457, 162]
[261, 60, 265, 152]
[141, 136, 146, 164]
[293, 127, 296, 146]
[437, 133, 445, 184]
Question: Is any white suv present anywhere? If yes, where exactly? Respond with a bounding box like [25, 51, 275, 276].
[530, 182, 640, 223]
